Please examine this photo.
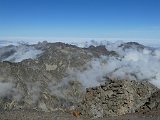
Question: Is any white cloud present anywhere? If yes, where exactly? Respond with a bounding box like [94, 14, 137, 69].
[0, 44, 42, 62]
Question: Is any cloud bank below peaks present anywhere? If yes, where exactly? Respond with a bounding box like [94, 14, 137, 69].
[58, 42, 160, 89]
[0, 44, 42, 62]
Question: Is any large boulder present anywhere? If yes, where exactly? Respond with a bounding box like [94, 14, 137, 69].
[80, 79, 158, 118]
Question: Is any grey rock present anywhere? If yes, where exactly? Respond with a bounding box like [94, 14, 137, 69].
[80, 79, 158, 118]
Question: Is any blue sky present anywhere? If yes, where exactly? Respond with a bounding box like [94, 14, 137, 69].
[0, 0, 160, 44]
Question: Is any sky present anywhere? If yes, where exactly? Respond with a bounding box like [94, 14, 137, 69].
[0, 0, 160, 44]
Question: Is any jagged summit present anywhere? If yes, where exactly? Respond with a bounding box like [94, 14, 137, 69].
[118, 41, 154, 51]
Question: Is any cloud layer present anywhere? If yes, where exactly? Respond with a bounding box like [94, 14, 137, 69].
[56, 41, 160, 90]
[0, 44, 42, 62]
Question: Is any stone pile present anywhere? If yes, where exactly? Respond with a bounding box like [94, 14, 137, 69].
[80, 79, 158, 118]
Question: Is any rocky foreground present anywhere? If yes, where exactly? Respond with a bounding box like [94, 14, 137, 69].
[0, 41, 160, 119]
